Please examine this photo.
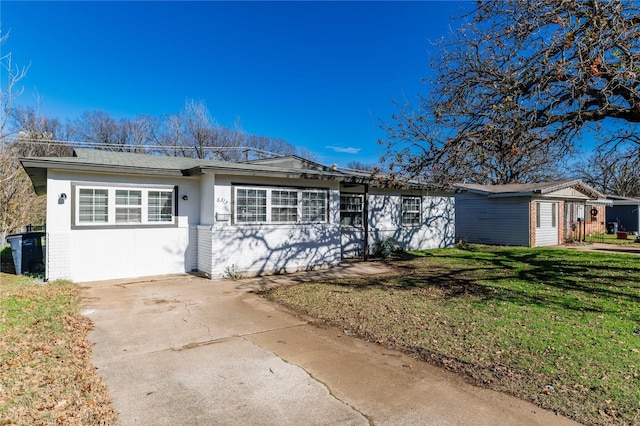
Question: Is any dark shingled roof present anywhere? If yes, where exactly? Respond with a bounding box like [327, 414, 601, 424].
[21, 148, 425, 195]
[454, 180, 604, 199]
[73, 148, 207, 170]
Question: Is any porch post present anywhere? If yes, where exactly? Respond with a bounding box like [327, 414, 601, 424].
[363, 183, 369, 261]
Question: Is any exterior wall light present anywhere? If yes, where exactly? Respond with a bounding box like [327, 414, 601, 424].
[182, 195, 188, 201]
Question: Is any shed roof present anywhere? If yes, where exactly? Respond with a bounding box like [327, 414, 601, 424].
[454, 180, 604, 200]
[606, 194, 640, 205]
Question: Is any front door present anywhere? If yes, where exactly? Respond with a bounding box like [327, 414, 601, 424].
[564, 202, 584, 242]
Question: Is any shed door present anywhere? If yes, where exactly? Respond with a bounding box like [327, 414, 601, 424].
[535, 201, 559, 246]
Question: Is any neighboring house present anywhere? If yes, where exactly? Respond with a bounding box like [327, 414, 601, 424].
[605, 195, 640, 234]
[454, 180, 605, 247]
[20, 149, 455, 282]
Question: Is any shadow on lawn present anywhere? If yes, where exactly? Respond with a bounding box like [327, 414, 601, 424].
[343, 247, 640, 319]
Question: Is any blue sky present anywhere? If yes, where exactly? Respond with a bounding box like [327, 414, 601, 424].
[1, 1, 470, 166]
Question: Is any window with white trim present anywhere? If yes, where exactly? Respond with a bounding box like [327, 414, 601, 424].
[75, 185, 175, 226]
[271, 190, 298, 223]
[236, 188, 267, 223]
[115, 189, 142, 223]
[148, 190, 174, 223]
[340, 194, 363, 227]
[402, 196, 421, 226]
[79, 188, 109, 223]
[234, 186, 328, 224]
[302, 191, 327, 222]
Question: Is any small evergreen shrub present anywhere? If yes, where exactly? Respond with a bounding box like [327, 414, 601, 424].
[372, 237, 400, 259]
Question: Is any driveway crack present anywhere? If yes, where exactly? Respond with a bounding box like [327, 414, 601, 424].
[179, 300, 215, 342]
[244, 334, 373, 425]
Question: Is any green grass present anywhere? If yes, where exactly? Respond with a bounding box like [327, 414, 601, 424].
[265, 245, 640, 425]
[0, 273, 116, 424]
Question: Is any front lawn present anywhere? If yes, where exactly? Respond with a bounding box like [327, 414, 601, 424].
[0, 273, 116, 425]
[265, 245, 640, 426]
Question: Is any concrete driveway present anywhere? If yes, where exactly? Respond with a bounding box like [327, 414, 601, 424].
[80, 264, 580, 426]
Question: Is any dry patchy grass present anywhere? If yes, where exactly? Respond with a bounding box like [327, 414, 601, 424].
[0, 273, 116, 425]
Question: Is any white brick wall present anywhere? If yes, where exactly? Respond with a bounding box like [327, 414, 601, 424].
[206, 223, 342, 278]
[46, 232, 72, 281]
[197, 226, 213, 276]
[186, 225, 198, 272]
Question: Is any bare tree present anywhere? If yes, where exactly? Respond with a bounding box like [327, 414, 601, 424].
[345, 161, 377, 171]
[148, 113, 181, 156]
[382, 0, 640, 187]
[11, 106, 72, 157]
[244, 134, 297, 158]
[573, 147, 640, 196]
[0, 29, 44, 245]
[180, 99, 219, 159]
[0, 30, 28, 136]
[151, 99, 305, 161]
[73, 111, 129, 151]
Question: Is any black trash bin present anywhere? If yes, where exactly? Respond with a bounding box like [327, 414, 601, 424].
[606, 222, 619, 234]
[6, 232, 46, 274]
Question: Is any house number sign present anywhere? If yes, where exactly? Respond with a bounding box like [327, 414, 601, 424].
[216, 197, 228, 205]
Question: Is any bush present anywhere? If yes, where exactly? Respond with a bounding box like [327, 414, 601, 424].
[1, 246, 16, 274]
[372, 237, 400, 259]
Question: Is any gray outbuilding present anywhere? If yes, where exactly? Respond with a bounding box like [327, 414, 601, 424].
[605, 195, 640, 234]
[454, 180, 605, 247]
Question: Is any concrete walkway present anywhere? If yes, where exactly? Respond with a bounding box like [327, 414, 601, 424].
[564, 242, 640, 256]
[80, 264, 580, 425]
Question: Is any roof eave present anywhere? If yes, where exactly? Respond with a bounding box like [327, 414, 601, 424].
[22, 167, 47, 195]
[20, 158, 184, 177]
[539, 179, 604, 199]
[486, 191, 535, 198]
[193, 165, 374, 183]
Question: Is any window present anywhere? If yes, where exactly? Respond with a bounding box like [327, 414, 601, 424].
[74, 185, 175, 226]
[340, 195, 363, 227]
[236, 188, 267, 223]
[79, 188, 109, 223]
[115, 189, 142, 223]
[271, 190, 298, 223]
[536, 202, 558, 228]
[234, 186, 328, 224]
[302, 191, 327, 222]
[148, 191, 173, 222]
[402, 196, 421, 226]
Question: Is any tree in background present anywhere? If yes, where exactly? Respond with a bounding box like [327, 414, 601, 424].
[145, 99, 303, 161]
[381, 0, 640, 187]
[573, 148, 640, 197]
[345, 161, 377, 171]
[0, 31, 47, 244]
[72, 110, 154, 153]
[68, 99, 304, 161]
[11, 106, 73, 157]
